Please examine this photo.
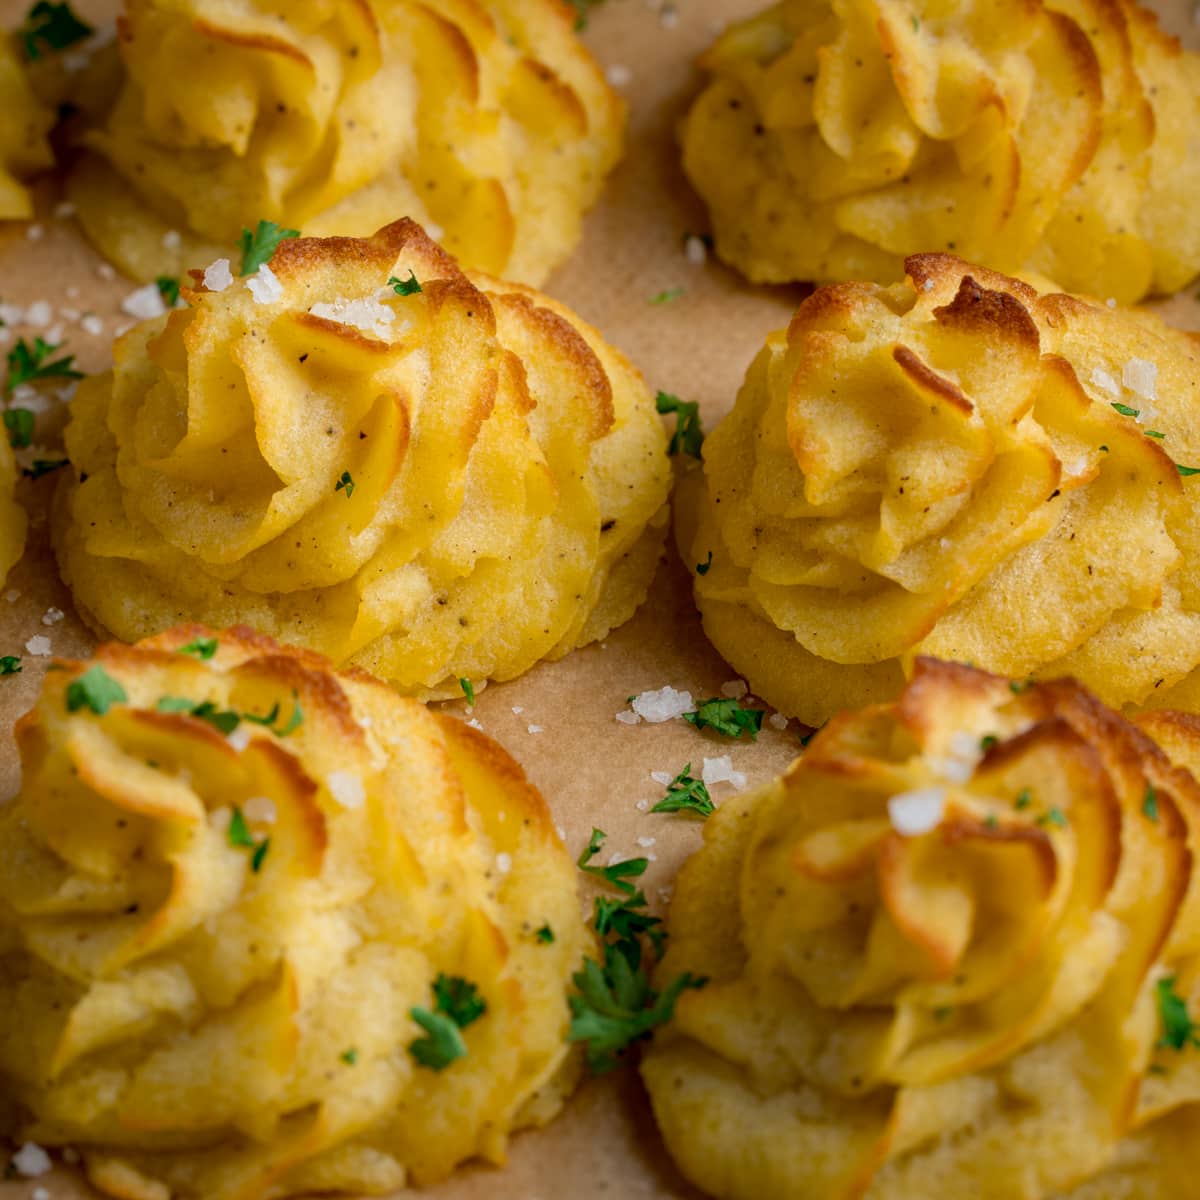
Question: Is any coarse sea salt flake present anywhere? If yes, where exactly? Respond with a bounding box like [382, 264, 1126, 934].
[12, 1143, 52, 1177]
[25, 300, 52, 327]
[80, 313, 104, 337]
[527, 723, 544, 734]
[615, 710, 641, 725]
[635, 798, 650, 811]
[720, 679, 748, 699]
[888, 787, 947, 836]
[243, 796, 276, 824]
[1122, 357, 1158, 402]
[227, 726, 252, 752]
[247, 263, 283, 305]
[308, 296, 395, 341]
[121, 283, 167, 321]
[1090, 367, 1120, 395]
[203, 259, 234, 292]
[702, 756, 745, 789]
[327, 770, 365, 810]
[25, 635, 51, 656]
[636, 836, 656, 848]
[650, 770, 674, 786]
[606, 63, 632, 87]
[34, 1188, 50, 1200]
[631, 685, 693, 723]
[41, 608, 64, 626]
[495, 852, 513, 875]
[684, 235, 708, 266]
[768, 712, 789, 730]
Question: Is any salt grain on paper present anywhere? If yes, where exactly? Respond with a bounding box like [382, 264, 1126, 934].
[41, 608, 64, 626]
[34, 1188, 50, 1200]
[702, 756, 745, 789]
[327, 770, 365, 810]
[467, 717, 484, 731]
[650, 770, 674, 786]
[80, 313, 104, 337]
[12, 1142, 52, 1177]
[684, 235, 708, 266]
[768, 712, 789, 731]
[25, 224, 43, 241]
[25, 635, 51, 656]
[615, 710, 641, 725]
[527, 723, 544, 734]
[203, 259, 235, 292]
[888, 787, 947, 837]
[630, 685, 694, 723]
[606, 63, 633, 88]
[97, 262, 117, 281]
[635, 798, 650, 811]
[24, 300, 52, 327]
[636, 836, 656, 848]
[121, 284, 168, 321]
[720, 679, 748, 699]
[247, 263, 283, 305]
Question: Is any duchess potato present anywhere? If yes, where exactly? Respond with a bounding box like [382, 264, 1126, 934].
[642, 657, 1200, 1200]
[69, 0, 624, 285]
[0, 34, 53, 219]
[52, 218, 671, 698]
[683, 0, 1200, 302]
[0, 626, 591, 1200]
[685, 253, 1200, 726]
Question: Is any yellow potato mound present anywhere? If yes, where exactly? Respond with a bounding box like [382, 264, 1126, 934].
[0, 36, 54, 219]
[0, 435, 26, 585]
[68, 0, 624, 286]
[0, 625, 590, 1200]
[642, 657, 1200, 1200]
[53, 219, 670, 698]
[685, 253, 1200, 727]
[682, 0, 1200, 302]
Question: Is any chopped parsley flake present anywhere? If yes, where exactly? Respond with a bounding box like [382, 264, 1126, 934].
[1155, 976, 1200, 1051]
[226, 807, 256, 849]
[536, 924, 555, 944]
[4, 408, 34, 448]
[66, 665, 127, 715]
[340, 1048, 358, 1065]
[655, 390, 704, 457]
[389, 271, 422, 296]
[649, 287, 685, 305]
[566, 0, 605, 31]
[569, 826, 705, 1073]
[459, 677, 475, 706]
[409, 973, 485, 1071]
[1144, 784, 1160, 822]
[1009, 679, 1031, 694]
[158, 696, 241, 735]
[22, 458, 69, 480]
[178, 637, 218, 661]
[651, 764, 715, 818]
[1015, 788, 1033, 810]
[696, 551, 713, 576]
[155, 276, 181, 307]
[1111, 402, 1140, 418]
[1145, 430, 1166, 439]
[0, 656, 22, 676]
[1178, 464, 1200, 478]
[683, 697, 763, 741]
[335, 470, 355, 498]
[19, 1, 92, 60]
[238, 220, 299, 276]
[251, 838, 271, 872]
[6, 336, 83, 393]
[980, 734, 999, 752]
[578, 828, 649, 893]
[1036, 806, 1069, 829]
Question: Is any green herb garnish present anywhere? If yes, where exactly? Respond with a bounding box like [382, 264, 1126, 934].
[227, 807, 256, 849]
[1143, 784, 1159, 822]
[696, 551, 713, 576]
[340, 1048, 359, 1065]
[655, 390, 704, 457]
[0, 656, 21, 676]
[19, 1, 92, 60]
[251, 838, 271, 873]
[651, 764, 715, 819]
[22, 458, 69, 479]
[536, 924, 555, 944]
[459, 677, 475, 706]
[649, 287, 685, 305]
[1015, 788, 1033, 810]
[4, 408, 34, 449]
[980, 734, 999, 752]
[578, 828, 649, 894]
[409, 973, 486, 1071]
[335, 470, 355, 498]
[1178, 464, 1200, 478]
[1111, 402, 1140, 418]
[238, 220, 300, 276]
[1037, 806, 1069, 829]
[65, 665, 127, 715]
[6, 336, 83, 393]
[155, 276, 181, 307]
[178, 637, 218, 661]
[1155, 976, 1200, 1051]
[684, 698, 763, 742]
[389, 271, 423, 296]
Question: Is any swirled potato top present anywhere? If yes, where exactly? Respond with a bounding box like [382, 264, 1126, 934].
[53, 218, 671, 698]
[684, 253, 1200, 726]
[0, 434, 26, 587]
[0, 35, 54, 219]
[682, 0, 1200, 302]
[0, 625, 590, 1200]
[67, 0, 624, 285]
[642, 658, 1200, 1200]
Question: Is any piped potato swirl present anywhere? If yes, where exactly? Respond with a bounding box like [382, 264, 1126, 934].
[0, 626, 590, 1200]
[643, 658, 1200, 1200]
[685, 254, 1200, 726]
[53, 219, 670, 698]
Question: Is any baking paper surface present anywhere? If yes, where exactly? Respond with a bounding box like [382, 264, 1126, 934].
[0, 0, 1197, 1196]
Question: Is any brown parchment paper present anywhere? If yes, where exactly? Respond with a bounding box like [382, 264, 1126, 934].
[1, 0, 1198, 1197]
